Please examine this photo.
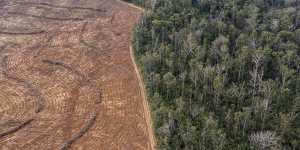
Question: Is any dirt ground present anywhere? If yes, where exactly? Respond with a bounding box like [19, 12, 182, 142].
[0, 0, 154, 149]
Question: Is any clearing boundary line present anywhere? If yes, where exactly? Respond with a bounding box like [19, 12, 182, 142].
[130, 45, 157, 150]
[116, 1, 156, 149]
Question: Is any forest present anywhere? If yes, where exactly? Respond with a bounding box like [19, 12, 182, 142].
[129, 0, 300, 149]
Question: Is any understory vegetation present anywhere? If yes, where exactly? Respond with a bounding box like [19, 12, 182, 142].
[132, 0, 300, 149]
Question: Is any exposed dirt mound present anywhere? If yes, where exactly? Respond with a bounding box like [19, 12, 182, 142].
[0, 0, 152, 149]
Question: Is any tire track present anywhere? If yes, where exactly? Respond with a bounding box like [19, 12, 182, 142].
[0, 30, 45, 35]
[13, 1, 106, 13]
[0, 119, 34, 138]
[60, 112, 98, 150]
[1, 56, 44, 113]
[42, 59, 90, 83]
[41, 59, 102, 104]
[6, 12, 84, 21]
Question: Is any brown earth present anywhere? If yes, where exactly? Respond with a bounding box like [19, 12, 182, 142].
[0, 0, 155, 149]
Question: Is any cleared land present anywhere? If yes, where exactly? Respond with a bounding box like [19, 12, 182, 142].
[0, 0, 154, 149]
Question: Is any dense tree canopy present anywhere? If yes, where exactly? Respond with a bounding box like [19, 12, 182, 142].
[132, 0, 300, 149]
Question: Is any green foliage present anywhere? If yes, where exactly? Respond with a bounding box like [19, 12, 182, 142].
[133, 0, 300, 149]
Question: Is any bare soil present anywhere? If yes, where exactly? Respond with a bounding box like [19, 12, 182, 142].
[0, 0, 154, 149]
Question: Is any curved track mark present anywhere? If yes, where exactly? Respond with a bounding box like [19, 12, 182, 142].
[13, 1, 106, 13]
[0, 30, 45, 35]
[41, 59, 102, 104]
[7, 12, 84, 21]
[1, 56, 44, 113]
[60, 112, 97, 150]
[42, 59, 102, 104]
[0, 119, 34, 138]
[42, 59, 89, 82]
